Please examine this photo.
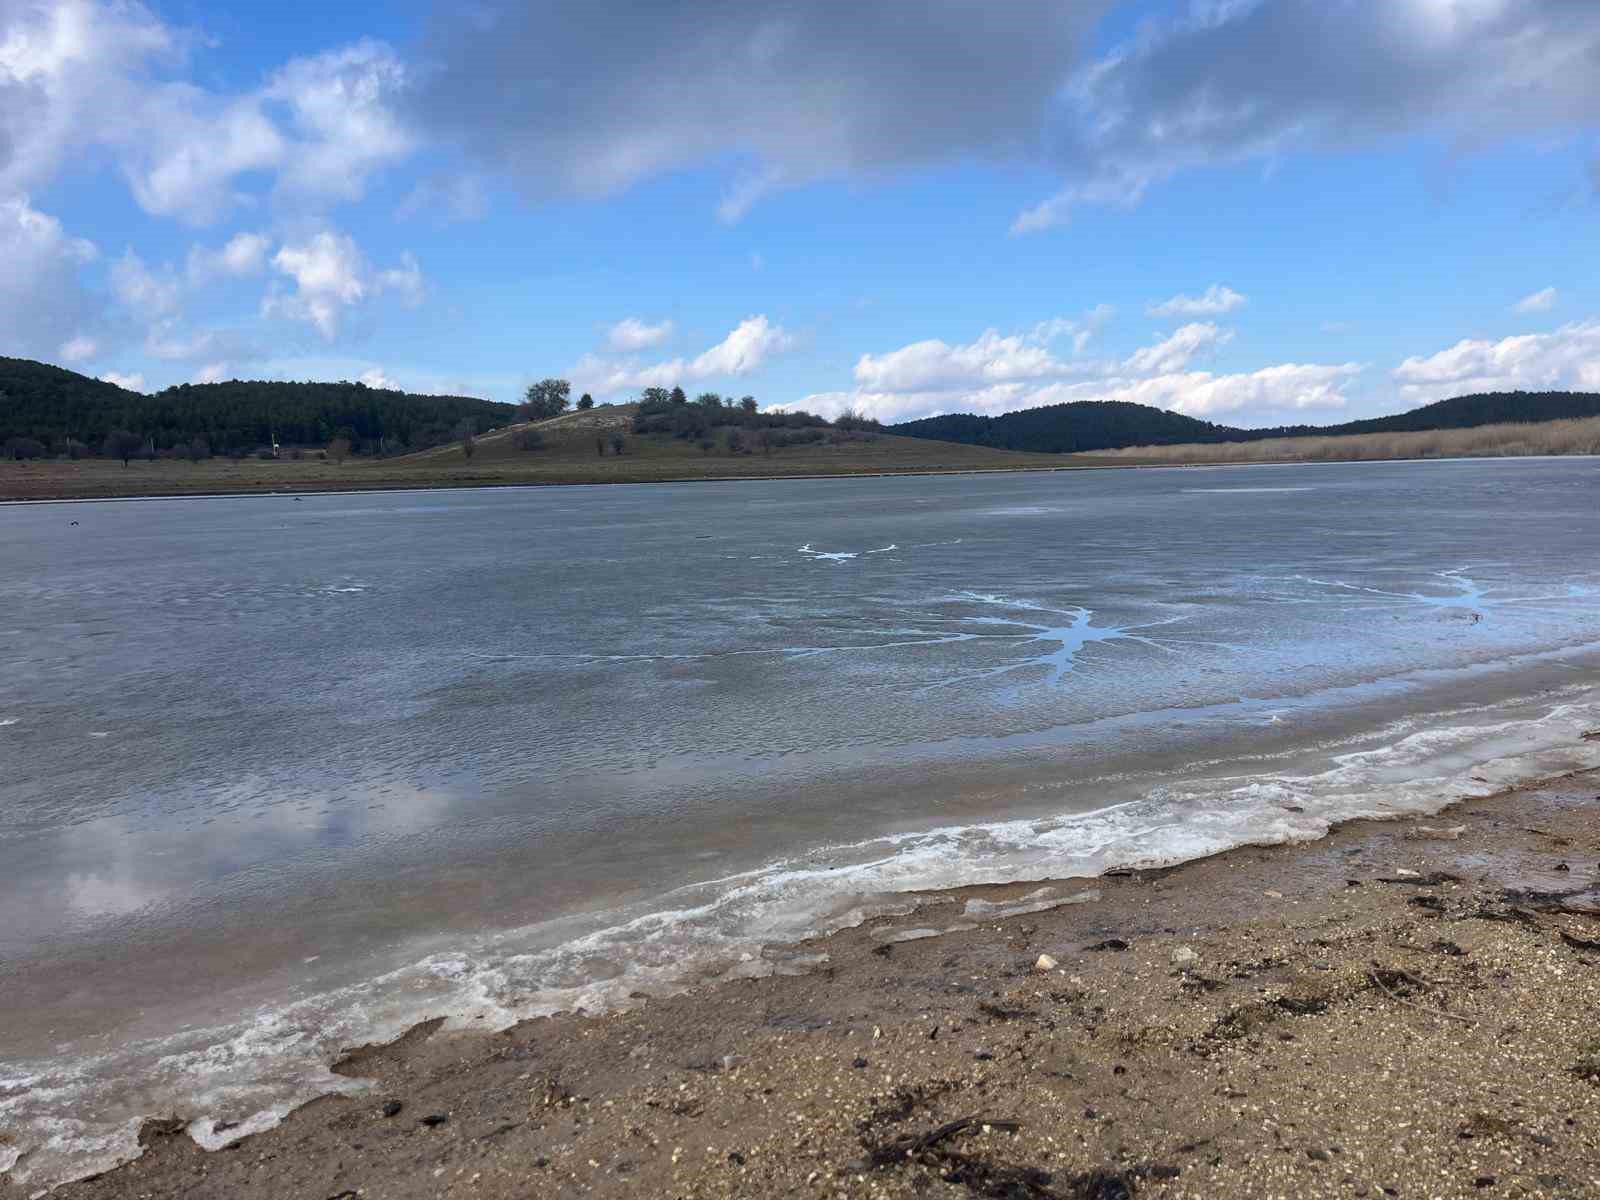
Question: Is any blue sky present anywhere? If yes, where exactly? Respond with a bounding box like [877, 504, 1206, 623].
[3, 0, 1597, 426]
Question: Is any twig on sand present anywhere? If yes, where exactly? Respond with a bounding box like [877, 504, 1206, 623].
[867, 1114, 1022, 1167]
[1367, 968, 1475, 1025]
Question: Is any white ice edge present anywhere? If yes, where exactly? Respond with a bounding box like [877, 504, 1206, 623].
[5, 689, 1600, 1191]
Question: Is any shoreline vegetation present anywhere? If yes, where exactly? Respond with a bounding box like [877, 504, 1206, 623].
[0, 404, 1103, 502]
[25, 767, 1600, 1200]
[5, 411, 1600, 503]
[1099, 415, 1600, 466]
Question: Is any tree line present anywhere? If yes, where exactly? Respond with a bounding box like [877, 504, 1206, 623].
[0, 357, 516, 460]
[892, 391, 1600, 455]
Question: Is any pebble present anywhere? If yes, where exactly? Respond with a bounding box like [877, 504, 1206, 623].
[1171, 946, 1198, 966]
[1035, 953, 1059, 971]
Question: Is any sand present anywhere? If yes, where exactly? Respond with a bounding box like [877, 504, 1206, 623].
[13, 770, 1600, 1200]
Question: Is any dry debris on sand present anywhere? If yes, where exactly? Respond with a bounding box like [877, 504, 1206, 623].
[19, 774, 1600, 1200]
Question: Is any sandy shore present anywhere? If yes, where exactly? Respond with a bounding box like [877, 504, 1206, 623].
[12, 770, 1600, 1199]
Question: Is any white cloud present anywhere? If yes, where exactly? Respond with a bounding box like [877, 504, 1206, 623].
[358, 367, 400, 390]
[1147, 285, 1247, 318]
[60, 334, 97, 361]
[1392, 319, 1600, 401]
[1123, 322, 1230, 374]
[186, 232, 270, 283]
[0, 192, 99, 359]
[0, 2, 414, 225]
[1015, 1, 1600, 230]
[1055, 362, 1360, 420]
[808, 311, 1360, 427]
[124, 98, 287, 225]
[689, 315, 795, 375]
[262, 231, 424, 340]
[1512, 286, 1558, 314]
[193, 362, 228, 384]
[377, 251, 424, 306]
[605, 317, 675, 352]
[100, 370, 145, 392]
[576, 315, 797, 394]
[1030, 304, 1115, 352]
[109, 249, 182, 319]
[855, 329, 1070, 393]
[263, 40, 415, 205]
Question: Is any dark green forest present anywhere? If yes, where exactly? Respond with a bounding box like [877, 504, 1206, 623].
[891, 391, 1600, 454]
[0, 357, 516, 456]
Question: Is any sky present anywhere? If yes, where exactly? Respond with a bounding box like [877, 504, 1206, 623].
[2, 0, 1598, 427]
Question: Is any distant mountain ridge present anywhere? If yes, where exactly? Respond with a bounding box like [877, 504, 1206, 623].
[890, 391, 1600, 454]
[0, 357, 516, 453]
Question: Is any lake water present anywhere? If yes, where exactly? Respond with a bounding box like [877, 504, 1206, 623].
[4, 457, 1600, 1187]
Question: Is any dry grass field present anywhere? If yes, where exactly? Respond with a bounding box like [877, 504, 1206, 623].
[0, 405, 1101, 502]
[1092, 414, 1600, 465]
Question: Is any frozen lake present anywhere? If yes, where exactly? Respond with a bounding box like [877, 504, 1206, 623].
[4, 457, 1600, 1187]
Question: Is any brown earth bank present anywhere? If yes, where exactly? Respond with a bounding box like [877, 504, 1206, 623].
[15, 771, 1600, 1200]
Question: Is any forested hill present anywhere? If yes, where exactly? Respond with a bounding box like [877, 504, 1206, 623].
[0, 357, 516, 453]
[891, 391, 1600, 454]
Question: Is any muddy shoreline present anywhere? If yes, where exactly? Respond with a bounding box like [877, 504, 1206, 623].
[13, 769, 1600, 1199]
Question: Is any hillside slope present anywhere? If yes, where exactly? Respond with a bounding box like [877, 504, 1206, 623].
[892, 391, 1600, 454]
[0, 357, 516, 451]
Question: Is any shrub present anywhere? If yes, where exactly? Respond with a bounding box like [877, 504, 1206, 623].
[833, 408, 882, 432]
[517, 429, 545, 451]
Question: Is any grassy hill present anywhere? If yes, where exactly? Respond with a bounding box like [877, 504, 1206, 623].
[0, 356, 516, 452]
[892, 391, 1600, 454]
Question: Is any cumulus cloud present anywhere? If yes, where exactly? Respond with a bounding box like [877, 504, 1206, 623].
[1051, 362, 1360, 420]
[1392, 319, 1600, 401]
[1123, 322, 1231, 374]
[855, 329, 1070, 393]
[1147, 285, 1247, 318]
[0, 192, 99, 359]
[689, 315, 795, 375]
[413, 0, 1108, 218]
[358, 367, 400, 389]
[263, 40, 415, 206]
[0, 1, 414, 225]
[605, 317, 675, 352]
[1015, 1, 1600, 230]
[186, 232, 271, 283]
[804, 313, 1361, 427]
[577, 315, 796, 394]
[262, 231, 424, 339]
[109, 249, 182, 319]
[1512, 286, 1558, 314]
[99, 370, 145, 392]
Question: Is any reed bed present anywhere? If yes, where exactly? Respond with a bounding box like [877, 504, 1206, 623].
[1096, 415, 1600, 465]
